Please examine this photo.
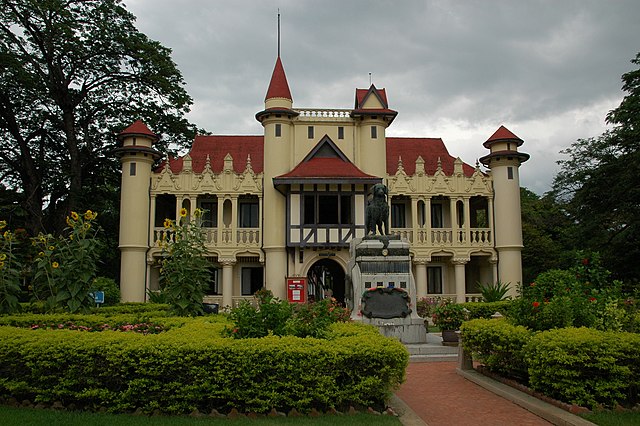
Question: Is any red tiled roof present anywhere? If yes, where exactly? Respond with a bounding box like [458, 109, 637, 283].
[157, 135, 264, 174]
[484, 125, 523, 147]
[118, 120, 158, 140]
[355, 85, 389, 108]
[265, 57, 292, 101]
[386, 137, 475, 177]
[276, 157, 378, 180]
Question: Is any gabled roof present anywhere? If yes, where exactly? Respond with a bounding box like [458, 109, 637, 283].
[483, 125, 524, 148]
[265, 56, 292, 101]
[386, 137, 475, 177]
[118, 120, 158, 141]
[274, 135, 380, 184]
[156, 135, 264, 174]
[355, 85, 389, 109]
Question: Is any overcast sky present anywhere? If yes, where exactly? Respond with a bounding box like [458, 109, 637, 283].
[125, 0, 639, 195]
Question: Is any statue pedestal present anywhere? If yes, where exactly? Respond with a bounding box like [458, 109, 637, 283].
[347, 236, 427, 343]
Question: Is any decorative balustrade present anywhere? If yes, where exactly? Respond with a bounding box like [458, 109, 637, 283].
[295, 108, 352, 119]
[152, 226, 259, 248]
[237, 228, 260, 246]
[431, 228, 453, 245]
[390, 228, 413, 243]
[469, 228, 492, 246]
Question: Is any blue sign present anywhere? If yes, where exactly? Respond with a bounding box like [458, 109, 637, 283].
[93, 291, 105, 304]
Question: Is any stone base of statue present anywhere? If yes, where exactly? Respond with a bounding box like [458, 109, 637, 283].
[346, 235, 427, 344]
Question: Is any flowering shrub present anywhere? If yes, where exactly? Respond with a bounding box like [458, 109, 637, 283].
[28, 321, 165, 334]
[225, 289, 351, 339]
[0, 220, 22, 314]
[510, 252, 633, 331]
[416, 296, 439, 319]
[32, 210, 101, 313]
[158, 208, 210, 316]
[432, 299, 469, 330]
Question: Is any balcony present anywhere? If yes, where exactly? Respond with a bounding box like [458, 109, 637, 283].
[153, 226, 261, 249]
[389, 227, 492, 248]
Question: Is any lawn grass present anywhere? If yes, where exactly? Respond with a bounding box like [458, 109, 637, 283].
[0, 406, 402, 426]
[581, 411, 640, 426]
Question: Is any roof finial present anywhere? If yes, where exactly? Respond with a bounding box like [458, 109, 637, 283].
[369, 72, 372, 86]
[277, 9, 281, 57]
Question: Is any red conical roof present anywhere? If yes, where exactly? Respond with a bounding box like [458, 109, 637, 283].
[483, 125, 523, 148]
[265, 56, 292, 101]
[118, 120, 158, 141]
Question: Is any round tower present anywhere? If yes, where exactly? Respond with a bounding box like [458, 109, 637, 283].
[115, 121, 161, 302]
[479, 125, 529, 295]
[255, 56, 298, 299]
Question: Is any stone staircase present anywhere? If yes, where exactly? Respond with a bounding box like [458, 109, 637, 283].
[405, 332, 458, 362]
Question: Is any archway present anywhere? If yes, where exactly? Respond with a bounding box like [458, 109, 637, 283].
[306, 258, 346, 305]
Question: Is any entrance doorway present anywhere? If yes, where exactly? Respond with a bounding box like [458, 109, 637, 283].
[307, 259, 346, 305]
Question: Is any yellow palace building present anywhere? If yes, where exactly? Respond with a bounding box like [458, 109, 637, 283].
[116, 55, 529, 309]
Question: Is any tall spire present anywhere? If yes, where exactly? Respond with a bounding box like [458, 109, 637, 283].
[265, 56, 292, 101]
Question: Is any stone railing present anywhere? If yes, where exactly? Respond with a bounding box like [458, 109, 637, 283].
[390, 228, 413, 243]
[152, 227, 259, 248]
[295, 108, 352, 120]
[469, 228, 492, 246]
[431, 228, 453, 245]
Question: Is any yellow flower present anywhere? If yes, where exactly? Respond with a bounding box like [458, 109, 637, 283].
[71, 211, 79, 221]
[0, 220, 6, 230]
[0, 253, 6, 261]
[84, 210, 93, 220]
[38, 252, 45, 257]
[91, 211, 98, 220]
[163, 218, 173, 229]
[66, 216, 73, 227]
[48, 245, 55, 251]
[52, 261, 59, 269]
[0, 261, 4, 269]
[180, 208, 188, 217]
[83, 223, 91, 230]
[3, 231, 11, 241]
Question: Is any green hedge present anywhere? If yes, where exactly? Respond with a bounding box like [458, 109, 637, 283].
[464, 301, 513, 320]
[523, 327, 640, 408]
[0, 318, 407, 414]
[461, 318, 531, 380]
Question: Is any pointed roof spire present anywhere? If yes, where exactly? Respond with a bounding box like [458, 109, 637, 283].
[265, 56, 292, 101]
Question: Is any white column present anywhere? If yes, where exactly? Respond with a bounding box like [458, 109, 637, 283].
[221, 259, 235, 308]
[425, 197, 432, 245]
[414, 259, 428, 299]
[450, 197, 457, 245]
[453, 258, 467, 303]
[463, 196, 471, 244]
[488, 197, 495, 245]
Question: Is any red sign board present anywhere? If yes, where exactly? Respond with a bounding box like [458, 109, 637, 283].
[286, 277, 307, 303]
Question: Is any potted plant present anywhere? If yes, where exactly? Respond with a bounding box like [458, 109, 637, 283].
[432, 299, 469, 346]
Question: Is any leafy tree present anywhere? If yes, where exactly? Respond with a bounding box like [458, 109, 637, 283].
[520, 187, 576, 284]
[0, 0, 197, 237]
[552, 52, 640, 286]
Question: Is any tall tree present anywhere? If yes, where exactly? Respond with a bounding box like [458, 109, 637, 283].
[0, 0, 197, 235]
[553, 52, 640, 284]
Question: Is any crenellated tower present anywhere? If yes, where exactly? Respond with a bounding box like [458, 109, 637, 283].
[479, 125, 529, 294]
[115, 120, 162, 302]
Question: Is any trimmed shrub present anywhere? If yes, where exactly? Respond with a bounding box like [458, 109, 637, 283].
[523, 327, 640, 408]
[461, 318, 532, 380]
[464, 301, 512, 320]
[0, 318, 407, 414]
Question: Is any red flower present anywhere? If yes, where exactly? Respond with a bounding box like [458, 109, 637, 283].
[582, 258, 589, 265]
[589, 297, 597, 302]
[530, 282, 535, 287]
[532, 301, 540, 308]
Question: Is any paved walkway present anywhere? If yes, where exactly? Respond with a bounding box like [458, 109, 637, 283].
[395, 362, 553, 426]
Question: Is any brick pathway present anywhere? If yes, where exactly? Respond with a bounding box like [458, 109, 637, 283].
[395, 362, 552, 426]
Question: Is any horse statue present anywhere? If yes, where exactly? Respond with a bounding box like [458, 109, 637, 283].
[365, 183, 389, 236]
